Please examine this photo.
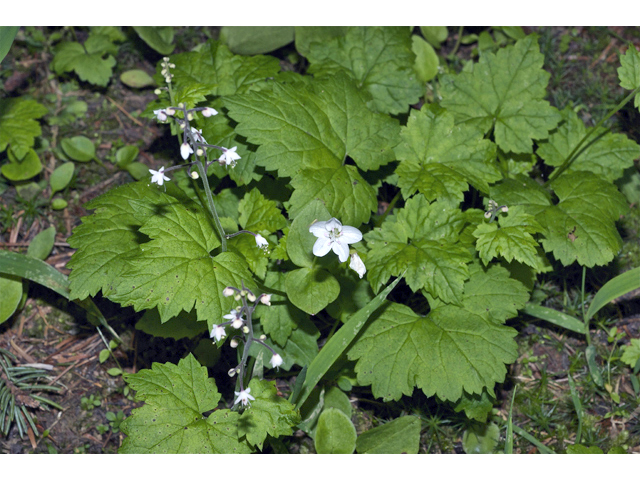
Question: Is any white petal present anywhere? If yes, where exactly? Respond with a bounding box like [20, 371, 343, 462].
[324, 218, 342, 231]
[312, 237, 332, 257]
[340, 226, 363, 244]
[332, 241, 350, 263]
[309, 221, 329, 237]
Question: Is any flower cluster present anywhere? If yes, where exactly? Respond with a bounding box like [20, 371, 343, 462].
[148, 103, 242, 186]
[484, 199, 509, 223]
[210, 285, 279, 409]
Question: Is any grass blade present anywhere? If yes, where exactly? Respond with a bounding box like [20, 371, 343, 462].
[505, 386, 517, 454]
[296, 273, 403, 409]
[0, 250, 69, 299]
[521, 304, 586, 334]
[512, 425, 555, 454]
[585, 266, 640, 322]
[567, 373, 583, 444]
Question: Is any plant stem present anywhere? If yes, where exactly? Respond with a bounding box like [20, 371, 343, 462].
[194, 160, 227, 252]
[545, 85, 640, 186]
[581, 266, 592, 346]
[450, 26, 464, 58]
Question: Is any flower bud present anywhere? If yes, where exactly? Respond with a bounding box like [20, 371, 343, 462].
[190, 171, 199, 180]
[232, 318, 244, 329]
[269, 354, 283, 369]
[223, 287, 235, 297]
[228, 368, 237, 377]
[247, 292, 256, 302]
[242, 326, 250, 334]
[230, 338, 239, 348]
[259, 334, 267, 341]
[202, 107, 218, 117]
[260, 294, 271, 306]
[349, 252, 366, 279]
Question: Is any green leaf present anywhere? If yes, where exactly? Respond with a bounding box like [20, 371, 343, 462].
[537, 108, 640, 182]
[306, 27, 424, 114]
[365, 195, 471, 303]
[395, 104, 500, 206]
[288, 165, 377, 228]
[50, 37, 117, 87]
[132, 27, 175, 55]
[220, 26, 294, 55]
[120, 69, 155, 88]
[108, 197, 254, 324]
[285, 267, 340, 315]
[171, 39, 280, 98]
[135, 309, 208, 340]
[0, 250, 69, 299]
[237, 378, 300, 449]
[454, 390, 495, 422]
[621, 339, 640, 368]
[225, 71, 400, 177]
[1, 147, 42, 181]
[490, 175, 553, 217]
[567, 444, 604, 454]
[228, 233, 269, 279]
[440, 35, 561, 153]
[323, 387, 352, 418]
[420, 26, 448, 49]
[238, 188, 287, 233]
[60, 136, 95, 162]
[348, 301, 518, 402]
[586, 267, 640, 322]
[536, 172, 628, 267]
[462, 422, 500, 454]
[314, 408, 356, 454]
[618, 44, 640, 109]
[114, 145, 139, 167]
[51, 198, 67, 210]
[473, 205, 545, 269]
[462, 262, 530, 322]
[27, 226, 56, 260]
[294, 27, 348, 57]
[50, 162, 74, 196]
[68, 181, 168, 301]
[258, 271, 308, 347]
[0, 274, 22, 325]
[412, 35, 439, 82]
[0, 98, 48, 152]
[521, 304, 586, 334]
[356, 415, 421, 454]
[120, 354, 251, 453]
[286, 199, 332, 269]
[296, 275, 402, 408]
[0, 26, 19, 64]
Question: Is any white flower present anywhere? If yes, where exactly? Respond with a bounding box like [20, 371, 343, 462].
[190, 127, 206, 144]
[153, 109, 167, 121]
[202, 107, 218, 117]
[149, 167, 170, 186]
[224, 309, 244, 329]
[234, 388, 255, 407]
[269, 354, 283, 369]
[255, 234, 268, 248]
[219, 146, 241, 166]
[180, 142, 193, 160]
[349, 252, 366, 279]
[260, 294, 271, 306]
[223, 287, 235, 297]
[309, 218, 363, 263]
[210, 324, 226, 342]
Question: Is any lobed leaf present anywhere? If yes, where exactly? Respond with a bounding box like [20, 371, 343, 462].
[536, 172, 628, 267]
[440, 35, 561, 153]
[348, 302, 518, 402]
[0, 98, 48, 152]
[306, 27, 424, 115]
[618, 44, 640, 109]
[395, 104, 500, 206]
[120, 354, 251, 453]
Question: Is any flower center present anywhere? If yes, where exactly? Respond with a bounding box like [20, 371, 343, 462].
[328, 227, 342, 242]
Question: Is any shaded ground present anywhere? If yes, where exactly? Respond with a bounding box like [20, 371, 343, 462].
[0, 26, 639, 454]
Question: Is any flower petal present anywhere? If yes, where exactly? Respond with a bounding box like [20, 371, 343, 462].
[309, 221, 328, 237]
[312, 237, 332, 257]
[332, 241, 350, 263]
[340, 226, 363, 244]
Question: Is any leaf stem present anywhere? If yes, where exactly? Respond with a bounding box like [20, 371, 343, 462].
[450, 26, 464, 58]
[545, 84, 640, 186]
